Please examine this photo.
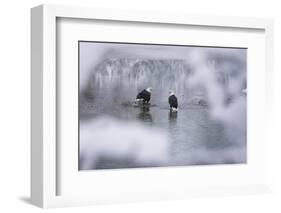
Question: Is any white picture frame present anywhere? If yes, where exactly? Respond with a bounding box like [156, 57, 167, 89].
[31, 4, 274, 208]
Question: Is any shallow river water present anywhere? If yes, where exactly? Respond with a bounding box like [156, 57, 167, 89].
[79, 102, 245, 170]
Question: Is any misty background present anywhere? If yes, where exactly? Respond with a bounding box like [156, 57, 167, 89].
[79, 42, 247, 170]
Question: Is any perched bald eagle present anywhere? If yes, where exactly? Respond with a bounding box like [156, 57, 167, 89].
[135, 87, 152, 104]
[168, 91, 178, 112]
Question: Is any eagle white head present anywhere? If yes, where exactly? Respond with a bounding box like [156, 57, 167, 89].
[146, 87, 152, 93]
[169, 90, 175, 96]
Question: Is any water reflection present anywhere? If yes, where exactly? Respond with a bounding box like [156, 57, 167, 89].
[169, 111, 178, 122]
[137, 106, 153, 123]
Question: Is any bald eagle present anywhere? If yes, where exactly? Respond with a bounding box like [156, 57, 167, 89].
[135, 87, 152, 104]
[168, 91, 178, 112]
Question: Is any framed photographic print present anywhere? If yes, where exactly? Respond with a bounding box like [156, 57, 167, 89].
[31, 4, 274, 208]
[78, 41, 247, 170]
